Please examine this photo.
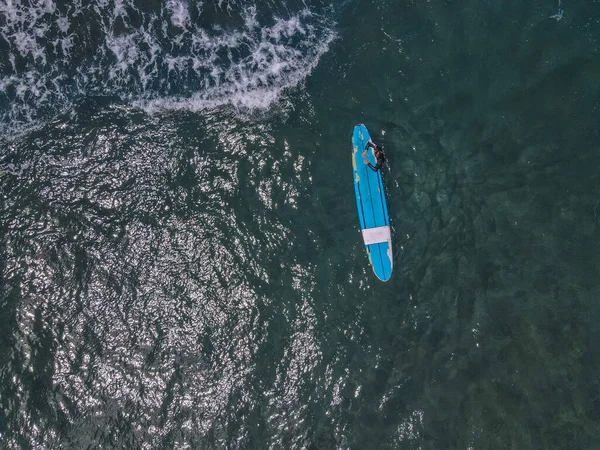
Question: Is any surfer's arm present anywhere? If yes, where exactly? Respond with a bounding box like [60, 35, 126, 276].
[365, 141, 382, 152]
[366, 162, 380, 172]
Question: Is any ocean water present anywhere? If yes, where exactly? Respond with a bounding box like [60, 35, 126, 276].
[1, 0, 600, 448]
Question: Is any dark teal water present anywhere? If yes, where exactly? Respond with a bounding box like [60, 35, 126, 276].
[2, 0, 600, 448]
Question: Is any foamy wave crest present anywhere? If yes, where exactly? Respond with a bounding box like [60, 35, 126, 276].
[135, 11, 336, 113]
[0, 1, 335, 135]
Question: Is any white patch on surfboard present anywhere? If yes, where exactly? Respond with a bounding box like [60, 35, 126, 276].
[362, 226, 391, 245]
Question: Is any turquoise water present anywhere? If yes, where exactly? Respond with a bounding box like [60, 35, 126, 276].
[1, 0, 600, 448]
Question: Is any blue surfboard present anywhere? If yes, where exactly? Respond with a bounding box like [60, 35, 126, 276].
[352, 124, 393, 281]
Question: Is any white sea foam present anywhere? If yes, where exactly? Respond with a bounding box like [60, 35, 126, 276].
[550, 9, 563, 21]
[550, 0, 564, 21]
[166, 0, 191, 29]
[135, 12, 336, 113]
[0, 0, 335, 136]
[243, 5, 259, 30]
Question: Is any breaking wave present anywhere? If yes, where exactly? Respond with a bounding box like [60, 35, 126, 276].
[0, 0, 335, 135]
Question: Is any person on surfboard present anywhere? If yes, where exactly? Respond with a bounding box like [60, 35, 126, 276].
[362, 139, 386, 172]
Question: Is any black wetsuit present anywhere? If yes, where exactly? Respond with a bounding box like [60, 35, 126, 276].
[365, 141, 386, 172]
